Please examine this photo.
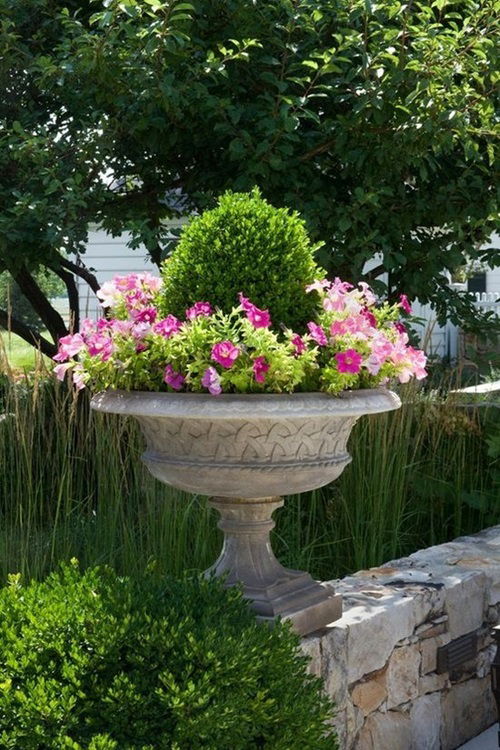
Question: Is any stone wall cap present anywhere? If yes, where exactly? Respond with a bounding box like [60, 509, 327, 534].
[91, 388, 401, 420]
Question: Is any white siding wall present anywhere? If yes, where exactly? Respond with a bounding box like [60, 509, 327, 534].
[486, 234, 500, 295]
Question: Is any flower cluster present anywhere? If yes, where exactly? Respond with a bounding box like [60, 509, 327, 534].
[53, 273, 426, 395]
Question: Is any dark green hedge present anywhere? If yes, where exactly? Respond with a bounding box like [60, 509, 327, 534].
[0, 563, 337, 750]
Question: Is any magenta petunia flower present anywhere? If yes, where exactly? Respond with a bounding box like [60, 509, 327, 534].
[153, 315, 182, 339]
[201, 366, 222, 395]
[360, 307, 377, 328]
[307, 321, 328, 346]
[186, 301, 213, 320]
[394, 321, 407, 335]
[211, 340, 240, 369]
[131, 306, 157, 324]
[163, 364, 185, 390]
[335, 349, 363, 374]
[238, 293, 271, 328]
[252, 356, 270, 384]
[291, 333, 307, 356]
[399, 294, 412, 314]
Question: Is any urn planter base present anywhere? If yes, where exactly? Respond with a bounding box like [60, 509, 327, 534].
[207, 496, 342, 636]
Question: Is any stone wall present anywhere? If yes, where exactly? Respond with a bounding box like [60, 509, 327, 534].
[302, 526, 500, 749]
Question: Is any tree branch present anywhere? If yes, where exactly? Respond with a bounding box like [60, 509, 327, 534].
[51, 266, 80, 333]
[299, 138, 336, 162]
[12, 266, 68, 342]
[364, 264, 386, 281]
[60, 257, 101, 295]
[0, 309, 57, 358]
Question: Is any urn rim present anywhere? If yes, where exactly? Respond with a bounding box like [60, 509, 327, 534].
[90, 387, 401, 419]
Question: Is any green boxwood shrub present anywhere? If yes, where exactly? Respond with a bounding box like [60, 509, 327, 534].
[0, 563, 337, 750]
[161, 189, 323, 331]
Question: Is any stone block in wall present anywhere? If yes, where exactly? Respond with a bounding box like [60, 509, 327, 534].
[443, 571, 488, 638]
[409, 693, 441, 750]
[351, 675, 387, 715]
[341, 594, 417, 683]
[385, 644, 421, 709]
[476, 644, 496, 679]
[440, 676, 497, 750]
[300, 635, 322, 678]
[420, 634, 450, 675]
[355, 709, 412, 750]
[419, 671, 450, 695]
[320, 624, 349, 705]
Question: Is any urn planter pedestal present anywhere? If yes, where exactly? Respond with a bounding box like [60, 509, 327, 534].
[91, 389, 400, 636]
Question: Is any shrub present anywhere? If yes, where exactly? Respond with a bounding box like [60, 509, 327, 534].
[0, 563, 337, 750]
[161, 189, 323, 331]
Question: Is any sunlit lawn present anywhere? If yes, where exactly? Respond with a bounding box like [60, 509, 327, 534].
[0, 330, 50, 371]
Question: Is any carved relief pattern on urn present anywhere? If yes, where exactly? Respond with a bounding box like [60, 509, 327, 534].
[137, 414, 358, 466]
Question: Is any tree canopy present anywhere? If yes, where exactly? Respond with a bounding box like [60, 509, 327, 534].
[0, 0, 498, 353]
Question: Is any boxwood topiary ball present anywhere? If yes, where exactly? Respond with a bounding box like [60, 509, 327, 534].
[161, 188, 324, 331]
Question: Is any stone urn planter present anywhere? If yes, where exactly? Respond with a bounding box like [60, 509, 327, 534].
[91, 388, 400, 635]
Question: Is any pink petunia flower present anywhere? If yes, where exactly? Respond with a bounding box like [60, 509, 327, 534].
[201, 366, 222, 395]
[307, 321, 328, 346]
[305, 279, 331, 294]
[96, 280, 121, 308]
[72, 364, 88, 391]
[358, 282, 377, 307]
[399, 294, 412, 315]
[238, 293, 271, 328]
[407, 347, 428, 380]
[211, 340, 240, 369]
[163, 364, 185, 391]
[291, 333, 307, 356]
[335, 349, 363, 374]
[364, 354, 384, 376]
[153, 315, 182, 338]
[80, 319, 97, 338]
[53, 362, 73, 381]
[114, 274, 139, 292]
[330, 319, 350, 338]
[186, 301, 213, 320]
[124, 289, 150, 311]
[132, 322, 153, 340]
[86, 333, 114, 362]
[53, 333, 86, 362]
[252, 356, 270, 384]
[110, 319, 135, 336]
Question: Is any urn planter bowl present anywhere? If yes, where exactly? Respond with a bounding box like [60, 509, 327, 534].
[91, 388, 400, 636]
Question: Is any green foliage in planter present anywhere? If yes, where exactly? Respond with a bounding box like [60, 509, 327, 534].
[161, 189, 322, 331]
[0, 562, 336, 750]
